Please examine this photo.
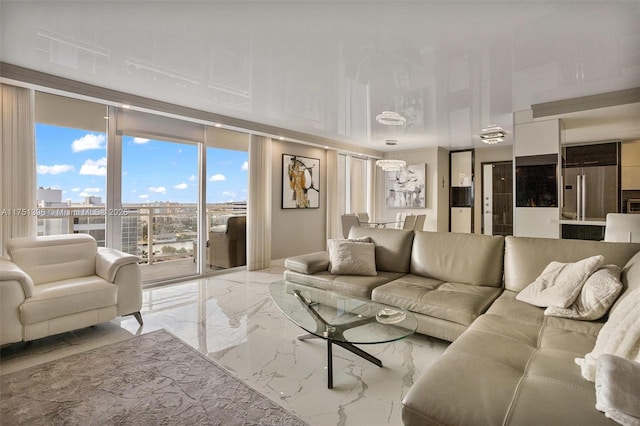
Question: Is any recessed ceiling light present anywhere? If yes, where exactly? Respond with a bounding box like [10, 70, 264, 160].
[214, 123, 222, 128]
[385, 139, 398, 146]
[121, 104, 131, 109]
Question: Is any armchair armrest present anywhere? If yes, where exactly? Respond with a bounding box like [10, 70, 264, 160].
[0, 258, 35, 297]
[284, 251, 330, 275]
[96, 247, 139, 282]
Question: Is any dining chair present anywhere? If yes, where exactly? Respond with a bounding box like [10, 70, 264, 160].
[403, 214, 416, 230]
[604, 213, 640, 242]
[414, 214, 426, 231]
[341, 214, 361, 238]
[356, 212, 370, 223]
[395, 212, 406, 229]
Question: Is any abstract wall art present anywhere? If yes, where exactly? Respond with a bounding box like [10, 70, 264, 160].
[282, 154, 320, 209]
[385, 163, 426, 208]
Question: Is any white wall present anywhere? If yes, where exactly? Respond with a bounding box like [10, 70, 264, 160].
[271, 140, 327, 260]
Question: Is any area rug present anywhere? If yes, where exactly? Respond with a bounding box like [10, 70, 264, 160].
[0, 329, 307, 426]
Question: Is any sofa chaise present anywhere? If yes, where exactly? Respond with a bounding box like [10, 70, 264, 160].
[283, 227, 640, 425]
[1, 234, 143, 346]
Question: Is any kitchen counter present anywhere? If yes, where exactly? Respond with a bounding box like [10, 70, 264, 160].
[554, 219, 606, 226]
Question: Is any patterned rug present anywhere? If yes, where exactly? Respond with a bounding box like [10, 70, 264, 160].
[0, 330, 307, 426]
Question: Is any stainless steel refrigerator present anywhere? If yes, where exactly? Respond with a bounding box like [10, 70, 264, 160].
[562, 165, 618, 221]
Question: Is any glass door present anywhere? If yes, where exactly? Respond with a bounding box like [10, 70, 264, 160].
[121, 135, 199, 283]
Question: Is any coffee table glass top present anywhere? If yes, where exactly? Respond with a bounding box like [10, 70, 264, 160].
[269, 281, 417, 345]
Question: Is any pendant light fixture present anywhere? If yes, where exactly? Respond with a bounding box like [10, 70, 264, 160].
[376, 139, 406, 171]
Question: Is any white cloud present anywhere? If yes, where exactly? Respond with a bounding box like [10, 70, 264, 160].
[241, 161, 249, 171]
[71, 187, 81, 192]
[37, 164, 74, 175]
[79, 192, 90, 197]
[133, 137, 149, 144]
[71, 134, 106, 152]
[222, 191, 236, 198]
[84, 187, 101, 193]
[173, 183, 188, 190]
[139, 194, 149, 199]
[149, 186, 166, 194]
[209, 173, 226, 182]
[79, 157, 107, 176]
[188, 175, 196, 181]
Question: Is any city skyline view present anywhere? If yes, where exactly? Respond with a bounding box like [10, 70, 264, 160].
[36, 124, 248, 205]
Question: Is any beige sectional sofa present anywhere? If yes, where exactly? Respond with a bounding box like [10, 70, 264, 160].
[283, 227, 640, 425]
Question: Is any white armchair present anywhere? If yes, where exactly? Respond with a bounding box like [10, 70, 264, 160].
[0, 234, 142, 346]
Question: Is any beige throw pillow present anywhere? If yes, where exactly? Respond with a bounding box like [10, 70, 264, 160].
[516, 255, 604, 308]
[327, 239, 377, 276]
[545, 265, 623, 320]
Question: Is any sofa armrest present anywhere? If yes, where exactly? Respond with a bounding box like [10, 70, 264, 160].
[284, 251, 330, 275]
[96, 247, 140, 283]
[0, 258, 35, 297]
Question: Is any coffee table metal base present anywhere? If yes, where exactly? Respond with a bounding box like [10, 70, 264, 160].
[297, 333, 382, 389]
[291, 289, 384, 388]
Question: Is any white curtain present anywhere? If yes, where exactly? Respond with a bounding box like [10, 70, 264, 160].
[247, 135, 272, 270]
[1, 84, 36, 257]
[367, 158, 377, 221]
[325, 149, 341, 241]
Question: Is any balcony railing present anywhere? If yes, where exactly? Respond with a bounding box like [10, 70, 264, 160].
[36, 203, 247, 271]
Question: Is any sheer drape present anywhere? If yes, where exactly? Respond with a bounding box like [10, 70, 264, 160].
[325, 149, 341, 241]
[1, 84, 36, 256]
[367, 158, 377, 221]
[247, 135, 272, 270]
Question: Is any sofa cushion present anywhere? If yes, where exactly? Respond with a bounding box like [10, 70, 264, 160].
[283, 269, 404, 299]
[372, 274, 502, 326]
[402, 298, 611, 426]
[410, 232, 505, 287]
[348, 227, 414, 273]
[327, 239, 377, 276]
[284, 251, 330, 275]
[545, 265, 623, 321]
[20, 276, 117, 325]
[504, 236, 640, 292]
[6, 234, 98, 285]
[515, 255, 604, 308]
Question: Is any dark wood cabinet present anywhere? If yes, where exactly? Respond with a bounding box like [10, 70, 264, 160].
[564, 142, 619, 167]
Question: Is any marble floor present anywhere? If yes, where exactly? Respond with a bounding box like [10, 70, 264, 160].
[0, 264, 449, 426]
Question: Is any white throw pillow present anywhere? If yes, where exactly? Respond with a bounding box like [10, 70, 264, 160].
[575, 286, 640, 382]
[545, 265, 623, 321]
[327, 239, 377, 276]
[516, 255, 604, 308]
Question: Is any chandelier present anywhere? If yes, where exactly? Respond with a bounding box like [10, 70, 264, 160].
[479, 124, 506, 144]
[376, 159, 406, 171]
[375, 111, 406, 126]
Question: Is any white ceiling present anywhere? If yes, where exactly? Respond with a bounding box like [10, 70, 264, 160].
[1, 1, 639, 153]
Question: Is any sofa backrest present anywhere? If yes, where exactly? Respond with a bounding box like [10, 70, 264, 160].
[6, 234, 98, 285]
[348, 227, 415, 273]
[410, 231, 505, 287]
[504, 236, 640, 292]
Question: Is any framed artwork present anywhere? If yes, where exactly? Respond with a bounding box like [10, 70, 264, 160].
[385, 163, 426, 208]
[282, 154, 320, 209]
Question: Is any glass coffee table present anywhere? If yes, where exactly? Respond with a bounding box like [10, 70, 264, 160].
[269, 281, 417, 389]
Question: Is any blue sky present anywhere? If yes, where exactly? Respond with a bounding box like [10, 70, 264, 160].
[36, 124, 248, 204]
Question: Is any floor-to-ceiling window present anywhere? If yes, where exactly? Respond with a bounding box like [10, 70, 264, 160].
[121, 135, 199, 282]
[34, 92, 249, 285]
[337, 153, 370, 216]
[35, 93, 108, 244]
